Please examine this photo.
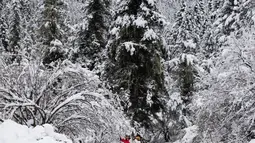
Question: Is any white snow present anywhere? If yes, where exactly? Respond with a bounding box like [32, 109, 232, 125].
[183, 39, 196, 49]
[50, 39, 63, 47]
[173, 125, 198, 143]
[222, 48, 231, 57]
[0, 120, 72, 143]
[110, 27, 119, 36]
[147, 0, 155, 6]
[239, 65, 252, 73]
[50, 92, 85, 116]
[167, 57, 180, 68]
[225, 12, 235, 27]
[250, 139, 255, 143]
[44, 21, 50, 28]
[217, 71, 233, 80]
[181, 54, 198, 65]
[167, 92, 182, 110]
[116, 14, 133, 27]
[123, 42, 136, 56]
[142, 29, 158, 40]
[133, 16, 147, 27]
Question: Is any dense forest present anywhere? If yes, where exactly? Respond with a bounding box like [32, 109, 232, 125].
[0, 0, 255, 143]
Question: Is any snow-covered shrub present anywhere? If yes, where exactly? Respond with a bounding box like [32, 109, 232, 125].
[193, 26, 255, 143]
[0, 119, 72, 143]
[0, 59, 131, 142]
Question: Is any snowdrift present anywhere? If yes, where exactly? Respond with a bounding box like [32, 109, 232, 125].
[0, 120, 72, 143]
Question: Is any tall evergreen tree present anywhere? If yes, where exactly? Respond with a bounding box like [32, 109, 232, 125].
[201, 0, 218, 58]
[0, 0, 8, 52]
[200, 0, 253, 59]
[77, 0, 110, 71]
[192, 0, 218, 59]
[193, 0, 206, 40]
[213, 0, 253, 35]
[19, 0, 33, 55]
[106, 0, 166, 130]
[8, 0, 22, 63]
[169, 1, 198, 55]
[0, 17, 8, 52]
[40, 0, 67, 66]
[166, 1, 198, 132]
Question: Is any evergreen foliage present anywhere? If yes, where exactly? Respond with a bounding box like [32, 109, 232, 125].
[0, 0, 8, 52]
[8, 0, 22, 63]
[213, 0, 253, 36]
[76, 0, 110, 71]
[40, 0, 67, 66]
[106, 0, 166, 130]
[169, 1, 198, 103]
[0, 16, 8, 52]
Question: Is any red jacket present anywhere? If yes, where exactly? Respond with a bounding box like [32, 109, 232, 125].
[120, 138, 130, 143]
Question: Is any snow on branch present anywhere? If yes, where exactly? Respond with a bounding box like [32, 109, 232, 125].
[47, 92, 85, 122]
[121, 42, 146, 56]
[0, 59, 131, 142]
[142, 29, 159, 41]
[180, 53, 198, 65]
[133, 16, 147, 27]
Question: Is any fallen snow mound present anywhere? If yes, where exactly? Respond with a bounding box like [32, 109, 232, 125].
[173, 125, 198, 143]
[0, 120, 72, 143]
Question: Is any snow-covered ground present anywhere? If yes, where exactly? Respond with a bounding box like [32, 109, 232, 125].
[0, 120, 72, 143]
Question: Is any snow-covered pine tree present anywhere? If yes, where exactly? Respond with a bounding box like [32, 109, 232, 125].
[0, 17, 8, 52]
[192, 0, 220, 61]
[169, 1, 198, 56]
[192, 0, 206, 41]
[0, 0, 8, 52]
[8, 0, 22, 63]
[77, 0, 110, 71]
[200, 0, 219, 59]
[208, 0, 213, 11]
[212, 0, 223, 12]
[213, 0, 253, 36]
[18, 0, 34, 57]
[106, 0, 166, 130]
[208, 0, 223, 29]
[172, 2, 196, 103]
[40, 0, 67, 66]
[165, 1, 199, 135]
[168, 0, 186, 49]
[199, 0, 253, 60]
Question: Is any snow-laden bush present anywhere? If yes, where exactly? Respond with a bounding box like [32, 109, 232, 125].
[0, 119, 72, 143]
[0, 59, 131, 142]
[193, 27, 255, 143]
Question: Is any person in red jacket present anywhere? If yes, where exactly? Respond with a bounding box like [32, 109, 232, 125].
[120, 135, 130, 143]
